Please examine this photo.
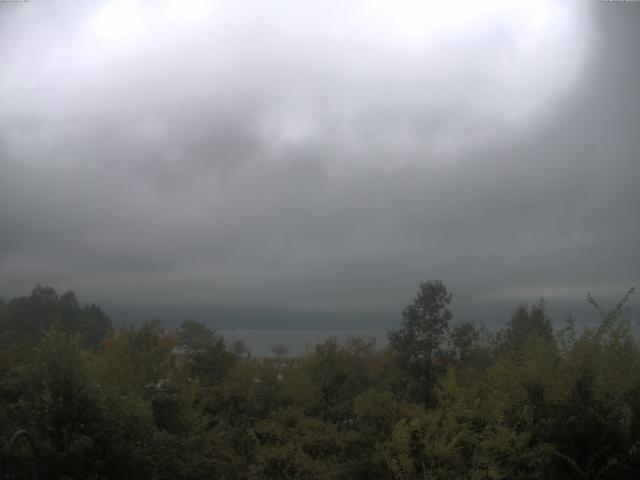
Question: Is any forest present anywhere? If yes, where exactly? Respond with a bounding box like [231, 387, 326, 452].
[0, 281, 638, 479]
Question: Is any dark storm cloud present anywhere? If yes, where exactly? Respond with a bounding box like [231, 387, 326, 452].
[0, 0, 638, 325]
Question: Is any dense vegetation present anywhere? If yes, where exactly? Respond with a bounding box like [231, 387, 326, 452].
[1, 282, 639, 479]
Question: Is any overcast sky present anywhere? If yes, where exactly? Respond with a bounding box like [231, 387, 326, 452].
[0, 0, 638, 327]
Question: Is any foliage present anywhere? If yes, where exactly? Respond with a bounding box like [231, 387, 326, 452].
[500, 300, 553, 353]
[388, 280, 453, 405]
[0, 286, 111, 348]
[0, 283, 638, 479]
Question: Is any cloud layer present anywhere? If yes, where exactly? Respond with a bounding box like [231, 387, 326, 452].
[0, 0, 638, 325]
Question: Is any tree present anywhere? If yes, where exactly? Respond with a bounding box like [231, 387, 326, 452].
[18, 324, 118, 479]
[450, 321, 480, 361]
[271, 344, 289, 359]
[231, 339, 250, 357]
[388, 280, 452, 405]
[502, 300, 553, 352]
[0, 286, 111, 347]
[176, 319, 217, 353]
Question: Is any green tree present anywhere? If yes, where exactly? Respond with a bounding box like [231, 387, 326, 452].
[0, 286, 111, 347]
[388, 280, 452, 405]
[502, 300, 553, 353]
[176, 319, 217, 353]
[450, 321, 480, 361]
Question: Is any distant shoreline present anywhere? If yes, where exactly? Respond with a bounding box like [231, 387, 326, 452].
[219, 321, 640, 357]
[219, 329, 389, 357]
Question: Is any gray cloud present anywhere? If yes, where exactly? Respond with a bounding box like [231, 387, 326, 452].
[0, 0, 638, 327]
